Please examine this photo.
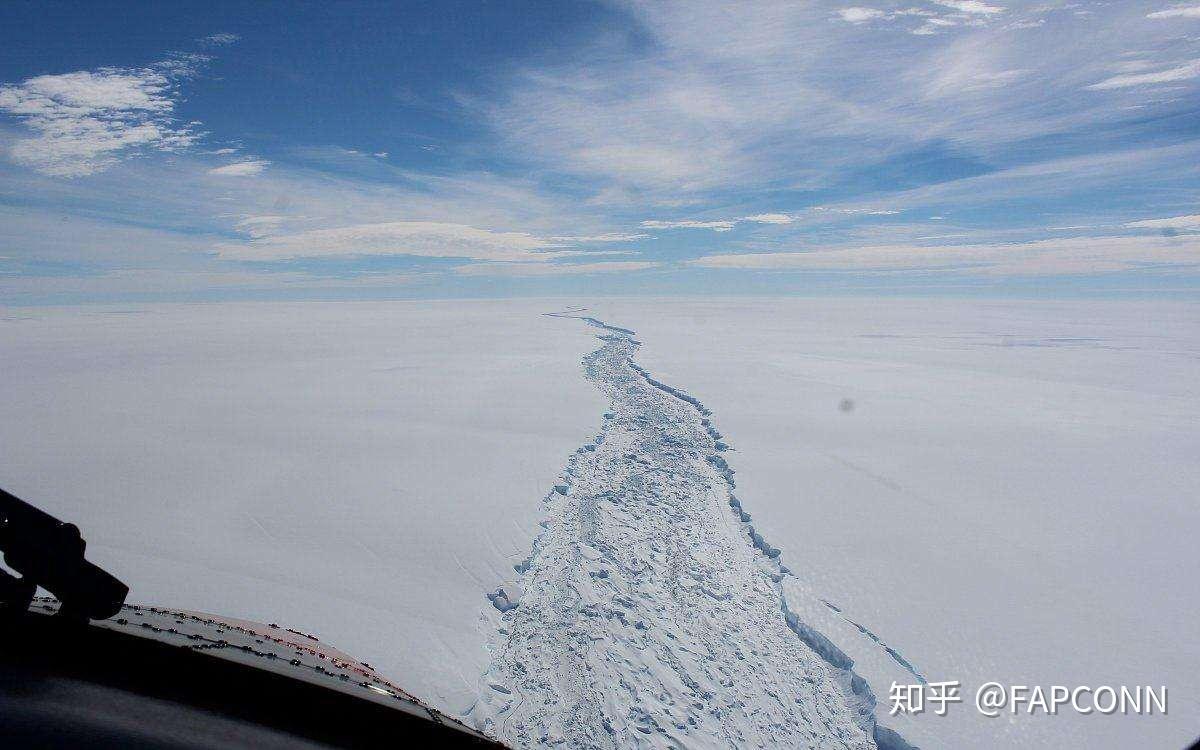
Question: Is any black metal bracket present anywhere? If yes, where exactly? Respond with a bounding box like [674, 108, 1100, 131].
[0, 486, 128, 621]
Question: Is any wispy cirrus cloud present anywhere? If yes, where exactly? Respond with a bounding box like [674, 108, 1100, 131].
[0, 267, 425, 300]
[692, 235, 1200, 276]
[550, 233, 651, 243]
[933, 0, 1003, 15]
[834, 0, 1005, 35]
[1147, 5, 1200, 19]
[215, 221, 568, 262]
[641, 219, 736, 232]
[454, 260, 659, 277]
[742, 213, 795, 224]
[208, 158, 269, 176]
[233, 215, 287, 238]
[1125, 214, 1200, 231]
[4, 4, 1199, 301]
[487, 0, 1190, 209]
[812, 206, 900, 215]
[641, 207, 901, 233]
[0, 57, 208, 177]
[1088, 60, 1200, 90]
[199, 32, 240, 46]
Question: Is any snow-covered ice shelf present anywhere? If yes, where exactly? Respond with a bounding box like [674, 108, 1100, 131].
[0, 300, 608, 714]
[472, 313, 907, 749]
[582, 297, 1200, 750]
[4, 298, 1196, 749]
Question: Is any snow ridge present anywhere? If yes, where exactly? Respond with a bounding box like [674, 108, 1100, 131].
[821, 599, 928, 686]
[471, 314, 910, 749]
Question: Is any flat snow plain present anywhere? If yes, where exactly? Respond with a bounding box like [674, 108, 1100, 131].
[0, 300, 606, 711]
[2, 298, 1197, 749]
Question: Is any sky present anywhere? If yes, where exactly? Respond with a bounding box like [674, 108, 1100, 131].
[1, 0, 1199, 303]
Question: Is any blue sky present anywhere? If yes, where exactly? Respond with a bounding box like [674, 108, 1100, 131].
[1, 0, 1199, 303]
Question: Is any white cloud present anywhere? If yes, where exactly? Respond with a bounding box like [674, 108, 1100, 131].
[837, 2, 1005, 30]
[933, 0, 1004, 15]
[640, 219, 736, 232]
[7, 4, 1196, 298]
[234, 215, 286, 238]
[837, 7, 886, 24]
[215, 221, 567, 262]
[1147, 5, 1200, 19]
[643, 210, 896, 233]
[924, 52, 1027, 97]
[454, 260, 659, 276]
[0, 57, 206, 177]
[742, 213, 795, 224]
[199, 33, 240, 46]
[1088, 59, 1200, 90]
[209, 159, 269, 176]
[0, 268, 424, 297]
[482, 1, 1149, 203]
[811, 206, 900, 215]
[551, 233, 652, 243]
[690, 235, 1200, 275]
[1124, 214, 1200, 230]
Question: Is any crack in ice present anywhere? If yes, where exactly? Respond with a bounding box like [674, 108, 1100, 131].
[471, 313, 911, 749]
